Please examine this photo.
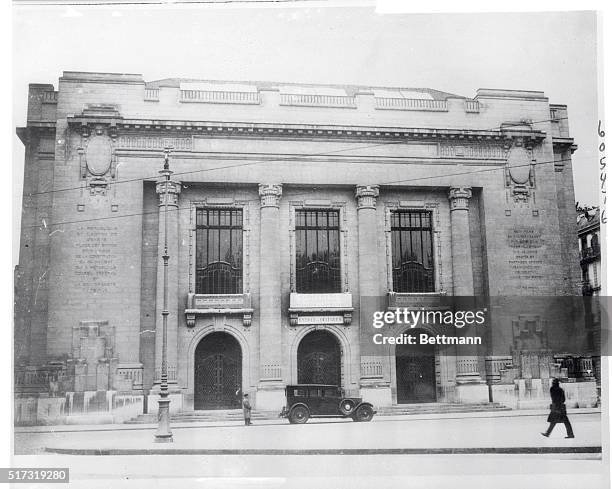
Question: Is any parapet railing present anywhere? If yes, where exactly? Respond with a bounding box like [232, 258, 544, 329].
[180, 89, 261, 105]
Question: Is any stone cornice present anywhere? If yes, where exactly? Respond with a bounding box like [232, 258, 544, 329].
[552, 137, 578, 154]
[65, 117, 547, 145]
[578, 221, 599, 236]
[16, 124, 56, 145]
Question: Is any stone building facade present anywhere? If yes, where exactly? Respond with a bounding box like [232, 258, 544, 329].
[14, 72, 597, 423]
[577, 206, 602, 396]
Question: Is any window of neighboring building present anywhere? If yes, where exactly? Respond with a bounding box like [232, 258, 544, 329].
[195, 208, 243, 294]
[581, 236, 588, 251]
[391, 210, 434, 293]
[295, 210, 341, 293]
[582, 266, 589, 283]
[591, 233, 599, 251]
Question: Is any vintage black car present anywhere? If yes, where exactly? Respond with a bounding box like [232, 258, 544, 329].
[279, 384, 376, 424]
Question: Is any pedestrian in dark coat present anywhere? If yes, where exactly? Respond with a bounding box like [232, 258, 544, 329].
[242, 394, 252, 426]
[542, 379, 574, 438]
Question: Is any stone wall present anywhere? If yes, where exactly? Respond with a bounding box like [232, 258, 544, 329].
[14, 72, 594, 420]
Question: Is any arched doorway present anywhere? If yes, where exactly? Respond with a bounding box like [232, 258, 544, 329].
[194, 332, 242, 410]
[297, 330, 341, 385]
[396, 329, 436, 403]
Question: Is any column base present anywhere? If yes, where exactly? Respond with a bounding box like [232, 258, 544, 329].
[256, 384, 286, 411]
[359, 384, 392, 407]
[154, 434, 174, 443]
[455, 374, 486, 385]
[455, 383, 490, 403]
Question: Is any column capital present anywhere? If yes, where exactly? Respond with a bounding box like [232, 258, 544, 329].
[258, 184, 283, 208]
[448, 186, 472, 211]
[355, 185, 380, 209]
[156, 179, 182, 207]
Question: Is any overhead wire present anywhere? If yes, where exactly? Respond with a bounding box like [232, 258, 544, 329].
[23, 115, 567, 197]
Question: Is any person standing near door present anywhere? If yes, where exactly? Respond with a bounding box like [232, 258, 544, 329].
[242, 393, 252, 426]
[541, 378, 574, 438]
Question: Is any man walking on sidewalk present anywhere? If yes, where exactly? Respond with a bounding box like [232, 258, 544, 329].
[542, 378, 574, 438]
[242, 393, 252, 426]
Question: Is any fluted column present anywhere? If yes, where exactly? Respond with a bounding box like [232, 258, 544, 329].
[256, 184, 284, 409]
[153, 177, 181, 388]
[449, 186, 482, 384]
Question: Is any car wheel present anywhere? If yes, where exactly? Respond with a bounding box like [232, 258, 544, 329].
[289, 406, 309, 424]
[339, 399, 356, 415]
[355, 404, 374, 422]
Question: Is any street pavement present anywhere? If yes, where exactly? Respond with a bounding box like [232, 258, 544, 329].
[9, 453, 608, 489]
[11, 412, 608, 489]
[14, 411, 603, 454]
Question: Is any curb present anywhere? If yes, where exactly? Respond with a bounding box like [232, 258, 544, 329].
[44, 446, 602, 456]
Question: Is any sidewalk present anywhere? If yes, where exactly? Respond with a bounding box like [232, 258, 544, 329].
[15, 410, 603, 456]
[14, 407, 601, 434]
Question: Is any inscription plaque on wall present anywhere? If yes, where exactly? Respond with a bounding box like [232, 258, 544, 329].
[507, 226, 546, 291]
[73, 225, 119, 294]
[297, 316, 344, 325]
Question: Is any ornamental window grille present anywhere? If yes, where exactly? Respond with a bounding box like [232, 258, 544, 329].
[195, 209, 243, 294]
[295, 210, 341, 293]
[391, 210, 434, 292]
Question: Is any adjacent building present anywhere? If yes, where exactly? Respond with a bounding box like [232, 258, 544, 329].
[577, 205, 602, 396]
[14, 72, 597, 424]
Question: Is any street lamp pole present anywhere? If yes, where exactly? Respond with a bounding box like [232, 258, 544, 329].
[155, 147, 174, 443]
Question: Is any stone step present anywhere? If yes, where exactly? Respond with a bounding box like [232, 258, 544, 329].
[377, 403, 511, 415]
[127, 411, 278, 424]
[127, 403, 511, 423]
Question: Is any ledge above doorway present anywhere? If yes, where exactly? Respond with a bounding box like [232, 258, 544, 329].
[288, 292, 353, 326]
[185, 293, 253, 328]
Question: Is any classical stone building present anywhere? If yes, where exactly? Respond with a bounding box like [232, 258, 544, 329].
[14, 72, 597, 424]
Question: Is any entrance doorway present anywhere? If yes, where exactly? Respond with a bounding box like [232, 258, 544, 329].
[297, 330, 341, 385]
[396, 330, 436, 403]
[194, 332, 242, 410]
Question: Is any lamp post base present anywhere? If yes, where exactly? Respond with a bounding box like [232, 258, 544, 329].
[154, 397, 173, 443]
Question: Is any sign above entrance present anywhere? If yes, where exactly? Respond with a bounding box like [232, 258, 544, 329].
[288, 293, 353, 326]
[185, 293, 253, 328]
[296, 316, 345, 325]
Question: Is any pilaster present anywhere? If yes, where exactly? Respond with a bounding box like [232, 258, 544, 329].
[448, 186, 484, 386]
[256, 184, 285, 409]
[356, 185, 389, 401]
[153, 175, 181, 389]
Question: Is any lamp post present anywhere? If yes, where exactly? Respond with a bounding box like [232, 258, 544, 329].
[155, 147, 174, 443]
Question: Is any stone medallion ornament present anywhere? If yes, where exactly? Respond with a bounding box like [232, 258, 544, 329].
[504, 138, 536, 206]
[506, 144, 532, 185]
[85, 134, 113, 176]
[77, 121, 119, 196]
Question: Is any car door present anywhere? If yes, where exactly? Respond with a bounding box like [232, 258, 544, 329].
[320, 387, 340, 415]
[307, 387, 324, 415]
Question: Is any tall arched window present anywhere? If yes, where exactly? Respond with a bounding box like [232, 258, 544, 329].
[195, 208, 243, 294]
[295, 210, 341, 293]
[391, 210, 434, 292]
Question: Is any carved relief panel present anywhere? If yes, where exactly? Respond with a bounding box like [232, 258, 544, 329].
[77, 124, 118, 196]
[503, 137, 537, 207]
